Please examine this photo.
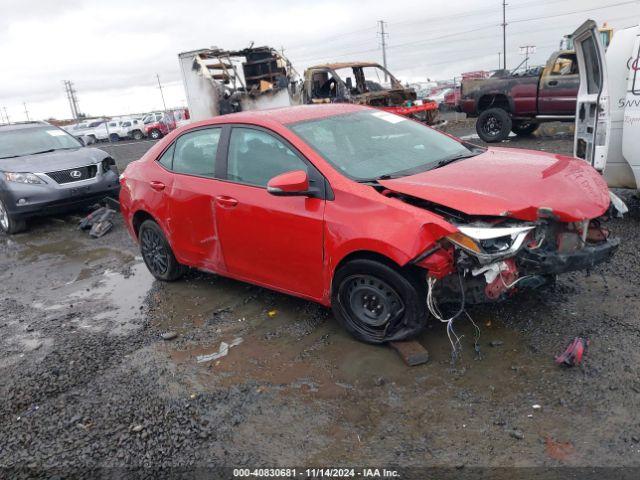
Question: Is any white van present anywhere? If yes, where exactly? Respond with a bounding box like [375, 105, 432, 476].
[573, 19, 640, 190]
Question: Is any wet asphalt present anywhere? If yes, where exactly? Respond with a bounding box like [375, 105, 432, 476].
[1, 122, 640, 477]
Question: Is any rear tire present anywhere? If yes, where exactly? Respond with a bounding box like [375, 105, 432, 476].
[149, 129, 162, 140]
[109, 133, 120, 142]
[511, 120, 539, 136]
[476, 107, 512, 143]
[0, 199, 27, 235]
[138, 220, 185, 281]
[331, 259, 426, 344]
[132, 130, 144, 141]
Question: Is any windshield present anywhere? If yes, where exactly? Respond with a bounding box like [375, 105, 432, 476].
[289, 110, 475, 181]
[0, 126, 82, 159]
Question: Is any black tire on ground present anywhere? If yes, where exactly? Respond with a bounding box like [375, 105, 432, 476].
[0, 198, 27, 235]
[476, 107, 512, 143]
[331, 258, 427, 344]
[131, 130, 144, 141]
[138, 220, 185, 281]
[149, 129, 162, 140]
[511, 120, 539, 136]
[109, 133, 120, 142]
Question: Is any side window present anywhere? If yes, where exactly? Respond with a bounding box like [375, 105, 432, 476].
[122, 121, 131, 127]
[550, 55, 577, 76]
[227, 128, 308, 187]
[158, 143, 175, 169]
[172, 128, 221, 177]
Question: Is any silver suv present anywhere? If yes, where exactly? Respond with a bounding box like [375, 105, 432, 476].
[0, 122, 120, 234]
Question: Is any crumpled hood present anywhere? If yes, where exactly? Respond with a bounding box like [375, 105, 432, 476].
[379, 147, 611, 222]
[0, 147, 109, 174]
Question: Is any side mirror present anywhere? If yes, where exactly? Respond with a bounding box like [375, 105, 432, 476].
[267, 170, 314, 197]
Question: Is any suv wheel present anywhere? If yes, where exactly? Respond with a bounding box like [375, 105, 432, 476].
[149, 129, 162, 140]
[476, 107, 512, 143]
[0, 199, 27, 235]
[139, 220, 185, 281]
[331, 259, 426, 344]
[109, 133, 120, 142]
[132, 130, 144, 141]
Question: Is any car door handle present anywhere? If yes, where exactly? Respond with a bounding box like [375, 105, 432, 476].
[150, 181, 165, 191]
[215, 195, 238, 208]
[548, 80, 558, 86]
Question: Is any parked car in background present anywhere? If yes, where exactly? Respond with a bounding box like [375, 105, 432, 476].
[459, 49, 579, 142]
[144, 114, 176, 140]
[0, 122, 119, 234]
[63, 119, 106, 144]
[119, 104, 617, 344]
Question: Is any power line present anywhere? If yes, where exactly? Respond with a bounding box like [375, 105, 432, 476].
[509, 0, 638, 23]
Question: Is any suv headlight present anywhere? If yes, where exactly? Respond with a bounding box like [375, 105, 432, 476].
[446, 225, 535, 262]
[4, 172, 43, 184]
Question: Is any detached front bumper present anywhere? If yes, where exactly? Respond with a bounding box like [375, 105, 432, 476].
[517, 237, 620, 275]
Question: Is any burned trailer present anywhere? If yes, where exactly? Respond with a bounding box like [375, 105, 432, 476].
[302, 62, 440, 126]
[178, 46, 300, 122]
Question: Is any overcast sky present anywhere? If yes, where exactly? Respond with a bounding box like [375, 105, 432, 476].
[0, 0, 638, 121]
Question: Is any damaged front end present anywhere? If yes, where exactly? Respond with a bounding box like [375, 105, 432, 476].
[416, 212, 619, 304]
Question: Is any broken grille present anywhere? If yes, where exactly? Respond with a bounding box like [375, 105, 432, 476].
[46, 165, 97, 184]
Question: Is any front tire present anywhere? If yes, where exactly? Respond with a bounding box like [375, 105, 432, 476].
[331, 259, 426, 344]
[109, 133, 120, 142]
[131, 130, 144, 141]
[149, 129, 162, 140]
[0, 199, 27, 235]
[138, 220, 185, 281]
[476, 107, 512, 143]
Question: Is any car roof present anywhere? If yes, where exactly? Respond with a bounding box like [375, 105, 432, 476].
[307, 61, 382, 70]
[195, 104, 369, 128]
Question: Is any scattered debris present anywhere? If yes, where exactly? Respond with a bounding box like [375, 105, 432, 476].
[161, 331, 178, 341]
[510, 429, 524, 440]
[78, 206, 116, 238]
[389, 340, 429, 366]
[196, 338, 243, 363]
[131, 424, 144, 433]
[489, 340, 504, 347]
[555, 337, 589, 367]
[267, 310, 277, 318]
[532, 404, 542, 410]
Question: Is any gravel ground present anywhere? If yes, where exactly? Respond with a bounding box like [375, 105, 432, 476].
[1, 119, 639, 478]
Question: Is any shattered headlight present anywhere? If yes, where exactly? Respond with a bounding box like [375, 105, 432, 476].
[3, 172, 43, 184]
[446, 225, 535, 262]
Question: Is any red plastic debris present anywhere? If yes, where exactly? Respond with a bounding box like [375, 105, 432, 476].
[555, 337, 589, 367]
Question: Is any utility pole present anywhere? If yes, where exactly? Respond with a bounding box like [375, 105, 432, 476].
[498, 52, 502, 70]
[156, 74, 168, 113]
[378, 20, 389, 82]
[502, 0, 507, 70]
[3, 106, 10, 124]
[23, 102, 30, 121]
[63, 80, 80, 121]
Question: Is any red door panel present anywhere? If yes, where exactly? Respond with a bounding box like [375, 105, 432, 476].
[167, 174, 225, 270]
[215, 183, 325, 299]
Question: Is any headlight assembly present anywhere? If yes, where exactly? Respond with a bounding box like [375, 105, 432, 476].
[446, 225, 535, 263]
[4, 172, 43, 184]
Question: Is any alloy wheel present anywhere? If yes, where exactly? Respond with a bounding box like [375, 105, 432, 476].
[0, 200, 9, 231]
[483, 114, 502, 137]
[140, 227, 169, 276]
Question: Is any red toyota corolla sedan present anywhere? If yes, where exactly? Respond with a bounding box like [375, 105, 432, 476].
[120, 104, 619, 343]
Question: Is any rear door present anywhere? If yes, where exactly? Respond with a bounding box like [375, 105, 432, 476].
[163, 127, 226, 270]
[573, 19, 610, 172]
[214, 125, 326, 299]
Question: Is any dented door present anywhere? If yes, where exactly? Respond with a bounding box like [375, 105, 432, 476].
[573, 19, 610, 172]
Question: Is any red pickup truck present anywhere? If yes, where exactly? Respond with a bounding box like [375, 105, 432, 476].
[459, 50, 579, 142]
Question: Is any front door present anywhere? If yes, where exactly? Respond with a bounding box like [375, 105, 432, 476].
[573, 19, 610, 172]
[215, 126, 325, 299]
[538, 52, 579, 115]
